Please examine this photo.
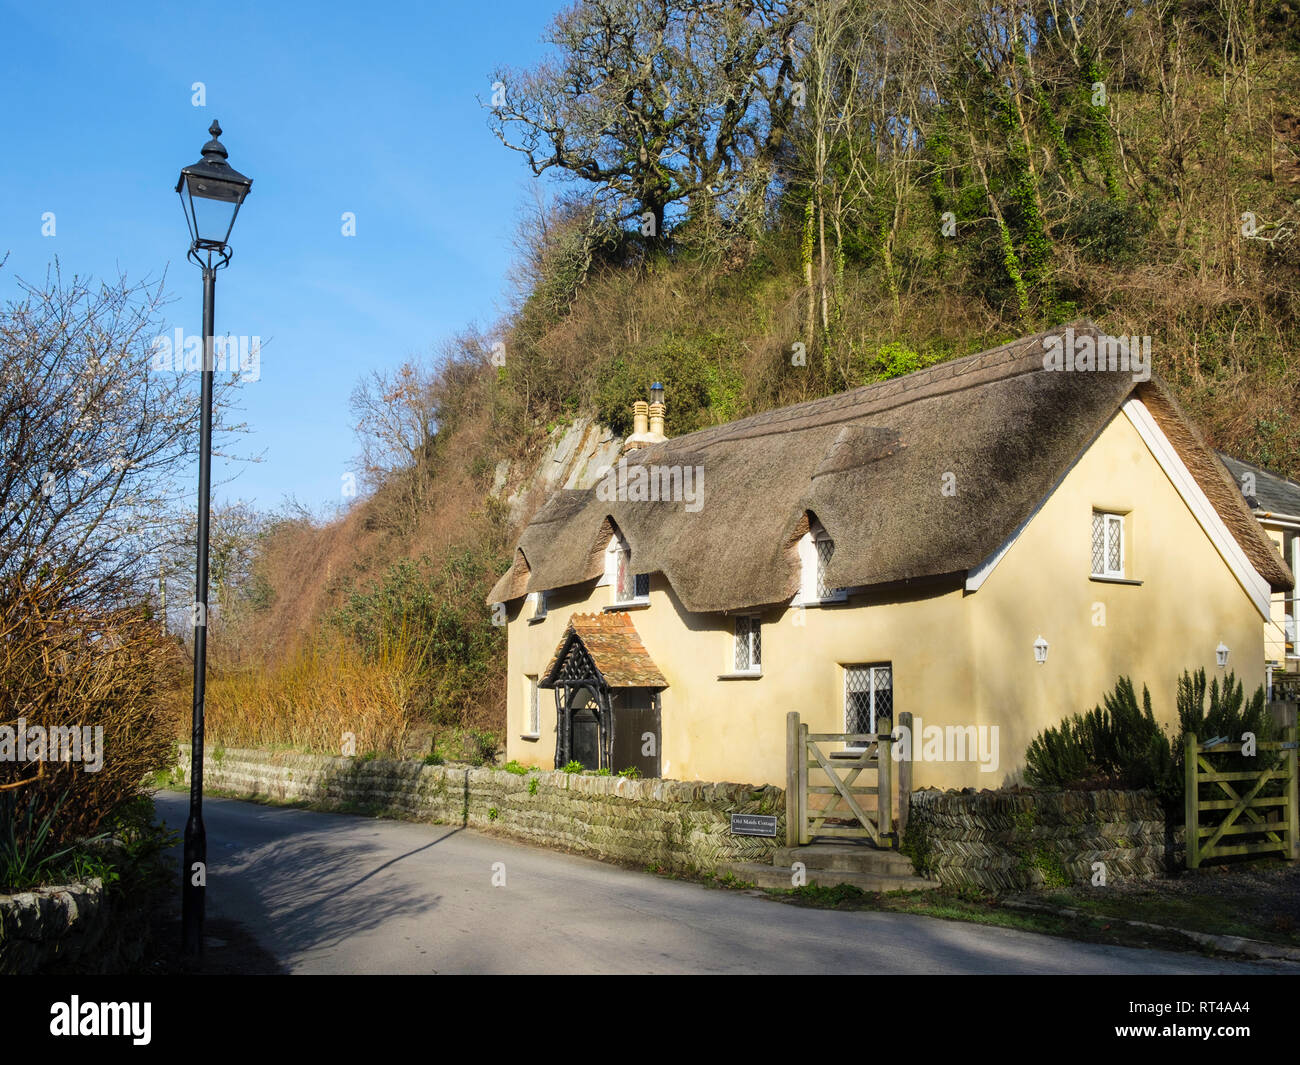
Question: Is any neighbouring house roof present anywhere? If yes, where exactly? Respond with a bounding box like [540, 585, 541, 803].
[490, 322, 1293, 613]
[1216, 453, 1300, 522]
[539, 612, 668, 690]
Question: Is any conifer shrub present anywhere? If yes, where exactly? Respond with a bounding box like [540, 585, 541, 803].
[1024, 670, 1273, 817]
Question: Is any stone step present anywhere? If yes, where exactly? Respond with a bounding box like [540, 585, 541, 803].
[771, 843, 920, 875]
[716, 861, 940, 894]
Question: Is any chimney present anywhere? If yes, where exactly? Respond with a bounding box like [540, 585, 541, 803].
[648, 381, 665, 438]
[622, 383, 667, 453]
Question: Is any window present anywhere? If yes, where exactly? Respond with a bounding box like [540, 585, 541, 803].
[529, 590, 547, 620]
[797, 517, 845, 603]
[611, 536, 649, 604]
[1091, 511, 1125, 578]
[523, 675, 540, 737]
[845, 664, 892, 746]
[734, 615, 761, 673]
[815, 535, 835, 599]
[1286, 531, 1299, 659]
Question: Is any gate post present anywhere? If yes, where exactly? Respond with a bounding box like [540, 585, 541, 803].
[1287, 722, 1299, 862]
[785, 711, 800, 848]
[798, 720, 810, 845]
[1184, 731, 1200, 869]
[878, 728, 893, 848]
[898, 711, 913, 838]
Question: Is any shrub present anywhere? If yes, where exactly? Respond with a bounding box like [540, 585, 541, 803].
[1024, 676, 1172, 792]
[1024, 670, 1271, 816]
[0, 575, 179, 858]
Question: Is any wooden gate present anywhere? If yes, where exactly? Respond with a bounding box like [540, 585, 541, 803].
[1184, 724, 1299, 868]
[785, 710, 909, 848]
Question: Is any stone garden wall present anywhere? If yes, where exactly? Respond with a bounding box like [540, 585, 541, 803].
[177, 746, 784, 874]
[905, 787, 1178, 891]
[0, 878, 113, 975]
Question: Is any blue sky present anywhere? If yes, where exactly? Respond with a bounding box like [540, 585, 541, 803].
[0, 0, 565, 515]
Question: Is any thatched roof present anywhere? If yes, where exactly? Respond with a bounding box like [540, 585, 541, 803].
[539, 612, 667, 689]
[491, 322, 1293, 612]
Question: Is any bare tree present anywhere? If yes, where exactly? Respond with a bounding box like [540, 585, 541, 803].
[487, 0, 802, 240]
[0, 263, 247, 613]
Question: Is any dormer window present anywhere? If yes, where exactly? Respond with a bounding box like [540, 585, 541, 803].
[798, 517, 846, 604]
[607, 533, 650, 605]
[815, 536, 835, 598]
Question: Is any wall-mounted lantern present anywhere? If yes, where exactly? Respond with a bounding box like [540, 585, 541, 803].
[1033, 635, 1049, 665]
[1216, 642, 1230, 668]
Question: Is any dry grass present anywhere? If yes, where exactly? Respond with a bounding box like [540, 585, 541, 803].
[199, 629, 424, 757]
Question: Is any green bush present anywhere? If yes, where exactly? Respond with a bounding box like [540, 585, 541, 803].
[1024, 670, 1272, 816]
[329, 547, 506, 728]
[1024, 676, 1172, 792]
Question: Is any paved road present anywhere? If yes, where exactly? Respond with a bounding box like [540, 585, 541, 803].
[154, 793, 1293, 975]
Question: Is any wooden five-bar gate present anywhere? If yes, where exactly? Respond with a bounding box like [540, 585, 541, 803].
[1184, 721, 1299, 868]
[785, 710, 911, 848]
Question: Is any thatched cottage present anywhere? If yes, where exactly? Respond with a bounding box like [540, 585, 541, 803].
[488, 323, 1293, 790]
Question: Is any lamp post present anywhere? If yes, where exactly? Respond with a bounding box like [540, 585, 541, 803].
[176, 120, 252, 960]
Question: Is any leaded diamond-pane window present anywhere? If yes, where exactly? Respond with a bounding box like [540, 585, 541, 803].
[527, 675, 540, 735]
[635, 572, 650, 599]
[616, 545, 633, 601]
[815, 537, 835, 599]
[1091, 511, 1125, 578]
[845, 664, 892, 744]
[735, 616, 761, 672]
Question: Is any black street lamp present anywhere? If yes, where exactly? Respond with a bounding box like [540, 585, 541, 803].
[175, 120, 252, 960]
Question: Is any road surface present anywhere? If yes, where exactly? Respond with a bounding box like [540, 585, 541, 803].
[153, 793, 1294, 975]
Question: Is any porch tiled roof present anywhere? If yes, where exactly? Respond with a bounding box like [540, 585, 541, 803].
[541, 612, 668, 689]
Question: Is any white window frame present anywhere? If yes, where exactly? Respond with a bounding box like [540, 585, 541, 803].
[843, 663, 892, 751]
[523, 674, 540, 738]
[606, 534, 650, 606]
[528, 589, 547, 620]
[795, 518, 847, 605]
[1091, 510, 1126, 579]
[733, 615, 762, 674]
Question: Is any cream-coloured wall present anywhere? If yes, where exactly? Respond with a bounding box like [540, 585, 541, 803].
[969, 410, 1266, 788]
[505, 566, 971, 793]
[504, 409, 1272, 792]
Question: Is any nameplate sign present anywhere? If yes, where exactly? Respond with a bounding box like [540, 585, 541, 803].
[730, 813, 778, 837]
